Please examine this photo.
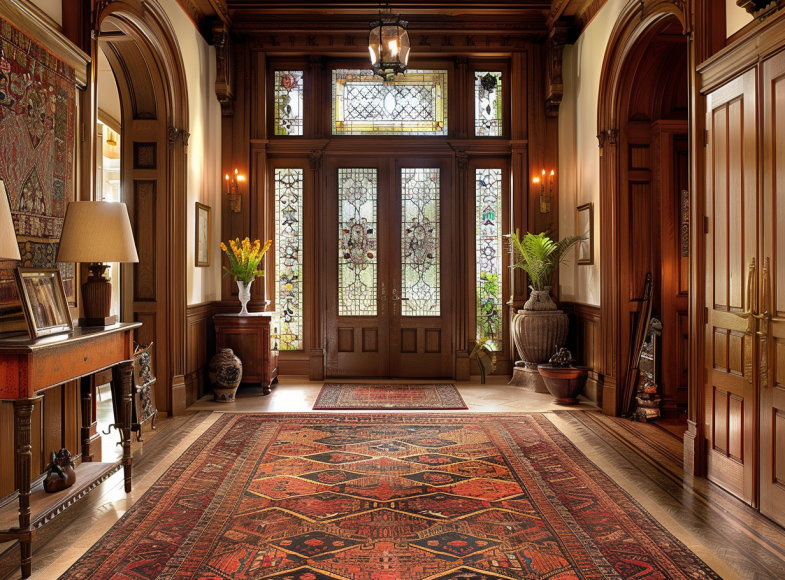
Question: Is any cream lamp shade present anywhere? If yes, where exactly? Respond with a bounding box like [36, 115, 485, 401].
[56, 201, 139, 263]
[0, 180, 21, 261]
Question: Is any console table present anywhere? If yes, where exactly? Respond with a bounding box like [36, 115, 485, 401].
[214, 313, 279, 395]
[0, 322, 140, 578]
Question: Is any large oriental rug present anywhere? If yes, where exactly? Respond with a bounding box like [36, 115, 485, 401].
[59, 414, 720, 580]
[313, 383, 468, 410]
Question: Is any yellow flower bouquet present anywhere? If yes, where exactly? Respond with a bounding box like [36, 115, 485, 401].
[220, 237, 272, 284]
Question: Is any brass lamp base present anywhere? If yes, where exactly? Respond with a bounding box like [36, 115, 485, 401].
[80, 264, 116, 327]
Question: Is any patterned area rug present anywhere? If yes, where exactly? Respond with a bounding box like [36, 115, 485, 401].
[57, 414, 720, 580]
[313, 383, 468, 410]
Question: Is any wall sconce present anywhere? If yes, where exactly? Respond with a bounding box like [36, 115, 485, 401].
[538, 169, 554, 213]
[226, 168, 245, 213]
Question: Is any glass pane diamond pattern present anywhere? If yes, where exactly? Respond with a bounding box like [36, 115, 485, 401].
[275, 168, 304, 350]
[476, 169, 503, 351]
[333, 70, 448, 135]
[274, 71, 304, 136]
[475, 71, 502, 137]
[338, 168, 378, 316]
[401, 168, 440, 317]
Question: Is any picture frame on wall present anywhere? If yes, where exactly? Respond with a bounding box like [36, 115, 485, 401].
[195, 202, 211, 267]
[13, 268, 73, 339]
[577, 202, 594, 265]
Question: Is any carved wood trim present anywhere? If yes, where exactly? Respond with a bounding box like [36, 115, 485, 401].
[212, 22, 235, 117]
[545, 22, 569, 118]
[595, 0, 688, 416]
[0, 0, 90, 87]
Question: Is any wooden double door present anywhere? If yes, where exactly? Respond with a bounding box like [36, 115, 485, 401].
[704, 50, 785, 527]
[324, 156, 452, 378]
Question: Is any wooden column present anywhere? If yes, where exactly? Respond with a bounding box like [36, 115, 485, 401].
[13, 398, 40, 579]
[509, 51, 529, 316]
[455, 152, 470, 380]
[308, 151, 324, 380]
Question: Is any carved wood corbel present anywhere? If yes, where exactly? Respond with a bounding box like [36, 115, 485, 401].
[737, 0, 784, 20]
[212, 22, 235, 117]
[545, 23, 569, 118]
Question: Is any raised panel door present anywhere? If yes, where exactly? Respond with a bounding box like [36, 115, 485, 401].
[761, 51, 785, 527]
[704, 69, 758, 504]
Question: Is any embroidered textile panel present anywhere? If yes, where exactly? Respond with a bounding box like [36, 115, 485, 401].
[0, 16, 77, 328]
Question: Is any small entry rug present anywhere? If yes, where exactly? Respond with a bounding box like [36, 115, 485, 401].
[58, 413, 720, 580]
[313, 382, 468, 410]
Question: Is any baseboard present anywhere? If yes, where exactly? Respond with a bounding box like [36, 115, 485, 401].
[171, 375, 187, 416]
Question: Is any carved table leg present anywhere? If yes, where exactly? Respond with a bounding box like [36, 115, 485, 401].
[80, 376, 93, 461]
[117, 360, 134, 493]
[14, 399, 36, 578]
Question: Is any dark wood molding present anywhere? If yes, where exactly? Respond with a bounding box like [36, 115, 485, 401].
[595, 0, 688, 416]
[213, 22, 235, 116]
[172, 0, 230, 39]
[560, 302, 603, 405]
[186, 301, 217, 406]
[737, 0, 785, 19]
[0, 0, 90, 87]
[545, 22, 569, 117]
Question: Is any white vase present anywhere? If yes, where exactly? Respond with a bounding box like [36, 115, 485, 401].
[237, 280, 253, 315]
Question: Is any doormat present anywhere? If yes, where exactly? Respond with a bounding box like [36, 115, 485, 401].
[56, 413, 721, 580]
[312, 383, 468, 410]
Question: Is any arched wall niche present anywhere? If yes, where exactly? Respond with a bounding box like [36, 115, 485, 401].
[595, 0, 689, 418]
[95, 0, 190, 415]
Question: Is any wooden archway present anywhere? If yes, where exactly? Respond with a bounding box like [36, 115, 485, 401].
[95, 0, 189, 415]
[596, 0, 688, 416]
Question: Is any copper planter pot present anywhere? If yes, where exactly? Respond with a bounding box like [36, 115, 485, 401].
[537, 364, 590, 405]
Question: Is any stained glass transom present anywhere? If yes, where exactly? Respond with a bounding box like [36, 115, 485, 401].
[476, 169, 503, 351]
[338, 168, 378, 316]
[274, 71, 304, 136]
[475, 71, 503, 137]
[333, 69, 448, 135]
[275, 168, 304, 350]
[401, 168, 440, 317]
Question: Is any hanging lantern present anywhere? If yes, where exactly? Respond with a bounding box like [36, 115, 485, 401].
[369, 5, 410, 81]
[103, 128, 120, 160]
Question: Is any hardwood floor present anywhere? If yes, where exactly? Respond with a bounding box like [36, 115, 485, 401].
[0, 379, 783, 579]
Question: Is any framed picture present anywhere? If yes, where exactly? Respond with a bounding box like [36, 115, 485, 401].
[13, 268, 73, 339]
[576, 202, 594, 265]
[195, 202, 211, 267]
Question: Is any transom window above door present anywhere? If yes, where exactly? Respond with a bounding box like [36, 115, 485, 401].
[332, 69, 448, 136]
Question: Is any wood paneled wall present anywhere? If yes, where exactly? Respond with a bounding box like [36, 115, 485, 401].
[561, 303, 603, 406]
[186, 302, 217, 407]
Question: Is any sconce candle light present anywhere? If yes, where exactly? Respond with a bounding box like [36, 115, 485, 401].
[539, 169, 554, 214]
[226, 169, 245, 213]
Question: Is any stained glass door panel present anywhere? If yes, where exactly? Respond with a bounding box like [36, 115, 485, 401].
[325, 159, 391, 377]
[390, 159, 453, 378]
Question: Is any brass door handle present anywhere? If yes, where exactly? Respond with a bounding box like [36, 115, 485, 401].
[744, 257, 757, 317]
[754, 257, 771, 321]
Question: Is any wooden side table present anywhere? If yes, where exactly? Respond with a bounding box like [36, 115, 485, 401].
[213, 313, 279, 395]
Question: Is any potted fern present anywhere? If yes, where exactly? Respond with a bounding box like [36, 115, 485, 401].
[508, 231, 584, 384]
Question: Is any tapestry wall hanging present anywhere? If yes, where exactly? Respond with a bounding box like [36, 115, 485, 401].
[0, 15, 76, 331]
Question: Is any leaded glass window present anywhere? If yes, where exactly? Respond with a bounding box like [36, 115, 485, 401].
[338, 168, 378, 316]
[274, 71, 304, 136]
[333, 69, 448, 136]
[401, 168, 440, 316]
[476, 169, 503, 350]
[475, 72, 502, 137]
[275, 168, 304, 350]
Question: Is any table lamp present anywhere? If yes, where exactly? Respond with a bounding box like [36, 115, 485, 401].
[56, 201, 138, 327]
[0, 180, 21, 261]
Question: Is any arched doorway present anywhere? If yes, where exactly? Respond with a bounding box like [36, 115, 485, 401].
[95, 0, 189, 415]
[596, 3, 689, 423]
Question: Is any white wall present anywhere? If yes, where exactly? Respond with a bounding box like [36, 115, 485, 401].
[558, 0, 627, 306]
[158, 0, 223, 306]
[726, 0, 754, 37]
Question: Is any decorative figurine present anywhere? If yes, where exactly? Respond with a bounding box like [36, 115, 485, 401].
[43, 448, 76, 493]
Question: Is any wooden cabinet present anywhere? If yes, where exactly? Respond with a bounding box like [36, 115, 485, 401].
[699, 10, 785, 523]
[213, 313, 279, 395]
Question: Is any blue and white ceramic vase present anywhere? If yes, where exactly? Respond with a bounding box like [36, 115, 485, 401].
[209, 348, 243, 402]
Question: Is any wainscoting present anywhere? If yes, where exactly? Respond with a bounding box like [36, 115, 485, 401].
[186, 302, 217, 408]
[561, 302, 603, 407]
